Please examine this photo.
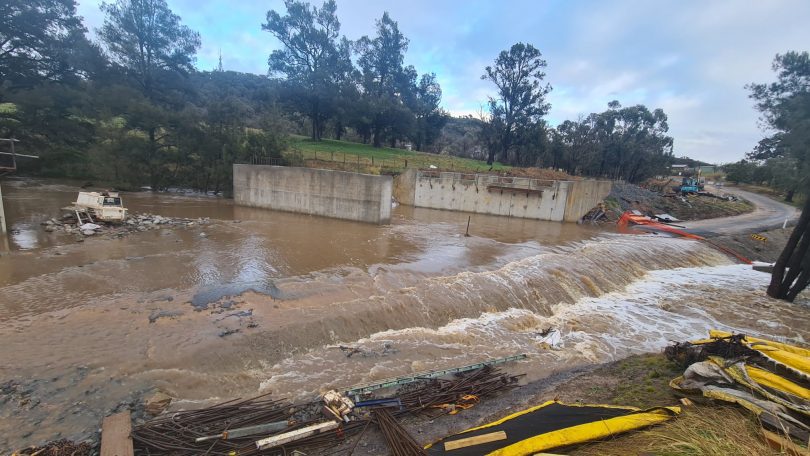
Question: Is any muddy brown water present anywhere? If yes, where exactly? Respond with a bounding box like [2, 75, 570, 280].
[0, 178, 808, 451]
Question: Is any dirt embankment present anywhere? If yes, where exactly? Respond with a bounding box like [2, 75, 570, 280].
[603, 183, 754, 222]
[713, 227, 793, 263]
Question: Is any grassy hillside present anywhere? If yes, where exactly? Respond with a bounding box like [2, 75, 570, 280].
[286, 136, 510, 174]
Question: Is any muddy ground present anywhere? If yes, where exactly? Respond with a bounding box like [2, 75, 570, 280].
[605, 183, 754, 222]
[713, 226, 794, 263]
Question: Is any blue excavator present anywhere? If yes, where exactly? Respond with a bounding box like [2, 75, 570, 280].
[675, 177, 702, 194]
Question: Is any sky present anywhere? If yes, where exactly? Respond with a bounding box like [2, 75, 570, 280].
[75, 0, 810, 164]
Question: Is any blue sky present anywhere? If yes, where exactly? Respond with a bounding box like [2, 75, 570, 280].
[76, 0, 810, 164]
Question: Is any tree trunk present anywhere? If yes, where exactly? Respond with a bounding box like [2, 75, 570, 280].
[148, 127, 159, 190]
[768, 197, 810, 301]
[372, 124, 382, 148]
[786, 189, 795, 203]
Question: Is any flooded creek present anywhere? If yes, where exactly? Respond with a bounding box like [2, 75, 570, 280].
[0, 178, 808, 451]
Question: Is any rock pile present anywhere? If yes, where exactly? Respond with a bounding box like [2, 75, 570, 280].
[42, 213, 211, 241]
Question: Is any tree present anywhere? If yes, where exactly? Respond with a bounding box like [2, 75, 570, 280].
[409, 73, 447, 151]
[481, 43, 551, 165]
[262, 0, 351, 140]
[98, 0, 201, 189]
[541, 102, 672, 181]
[748, 51, 810, 302]
[356, 12, 412, 148]
[98, 0, 201, 97]
[0, 0, 90, 94]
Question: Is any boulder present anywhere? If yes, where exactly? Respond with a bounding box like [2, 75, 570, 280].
[144, 391, 173, 416]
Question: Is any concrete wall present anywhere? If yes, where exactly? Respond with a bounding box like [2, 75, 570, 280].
[564, 180, 614, 222]
[392, 168, 416, 206]
[395, 171, 610, 222]
[233, 165, 392, 224]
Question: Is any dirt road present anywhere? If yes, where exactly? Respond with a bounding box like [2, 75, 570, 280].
[682, 186, 799, 235]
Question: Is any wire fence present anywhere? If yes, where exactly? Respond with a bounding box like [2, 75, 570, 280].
[295, 149, 410, 171]
[243, 149, 414, 173]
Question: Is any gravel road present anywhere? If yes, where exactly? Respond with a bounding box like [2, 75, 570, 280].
[682, 186, 799, 235]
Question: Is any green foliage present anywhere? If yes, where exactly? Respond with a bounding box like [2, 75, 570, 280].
[747, 51, 810, 192]
[543, 102, 673, 182]
[749, 51, 810, 302]
[481, 42, 552, 165]
[0, 0, 91, 93]
[99, 0, 201, 96]
[263, 0, 351, 140]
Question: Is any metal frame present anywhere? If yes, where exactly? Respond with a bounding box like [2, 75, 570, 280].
[344, 353, 527, 399]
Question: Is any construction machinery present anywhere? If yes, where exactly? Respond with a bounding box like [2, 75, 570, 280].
[675, 177, 700, 194]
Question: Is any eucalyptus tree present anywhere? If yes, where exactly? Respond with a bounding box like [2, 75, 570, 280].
[263, 0, 352, 140]
[410, 73, 447, 151]
[356, 12, 411, 148]
[481, 42, 552, 165]
[748, 51, 810, 302]
[0, 0, 90, 94]
[98, 0, 200, 188]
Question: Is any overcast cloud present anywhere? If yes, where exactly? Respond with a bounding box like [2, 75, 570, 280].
[76, 0, 810, 163]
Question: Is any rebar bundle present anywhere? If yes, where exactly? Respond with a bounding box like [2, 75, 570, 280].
[398, 366, 521, 415]
[131, 366, 521, 455]
[372, 408, 426, 456]
[132, 393, 295, 455]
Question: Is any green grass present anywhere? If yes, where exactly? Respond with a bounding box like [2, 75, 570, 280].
[286, 135, 511, 174]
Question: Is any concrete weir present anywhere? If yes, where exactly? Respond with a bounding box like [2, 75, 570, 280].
[394, 169, 611, 222]
[233, 164, 393, 224]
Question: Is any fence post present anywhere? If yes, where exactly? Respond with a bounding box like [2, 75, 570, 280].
[331, 151, 334, 161]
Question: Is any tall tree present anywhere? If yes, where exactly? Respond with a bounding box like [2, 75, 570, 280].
[481, 42, 551, 165]
[409, 73, 447, 151]
[262, 0, 351, 140]
[0, 0, 89, 95]
[98, 0, 201, 98]
[98, 0, 200, 189]
[748, 51, 810, 302]
[356, 12, 411, 148]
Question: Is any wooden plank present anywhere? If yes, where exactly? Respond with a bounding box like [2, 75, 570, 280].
[101, 411, 134, 456]
[256, 421, 339, 450]
[762, 429, 810, 456]
[444, 431, 507, 451]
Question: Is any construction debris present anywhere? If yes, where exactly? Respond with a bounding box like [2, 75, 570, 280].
[11, 439, 94, 456]
[132, 393, 296, 455]
[373, 407, 426, 456]
[42, 212, 211, 240]
[255, 421, 339, 451]
[129, 360, 524, 455]
[666, 330, 810, 442]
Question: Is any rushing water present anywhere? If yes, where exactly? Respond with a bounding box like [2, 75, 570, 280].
[0, 177, 808, 451]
